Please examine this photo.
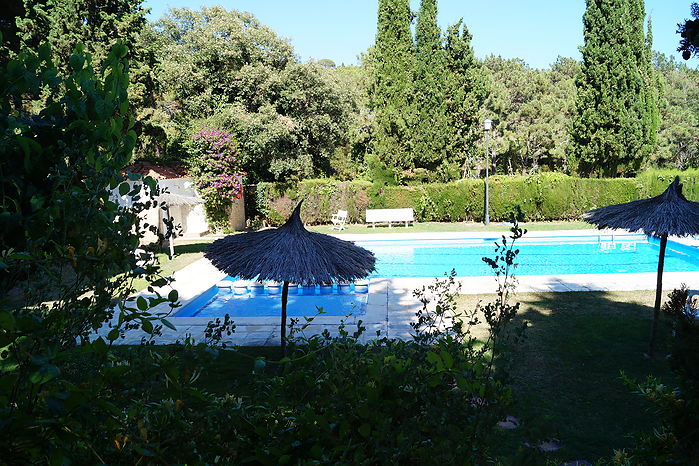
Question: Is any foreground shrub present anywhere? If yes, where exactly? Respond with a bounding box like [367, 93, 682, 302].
[0, 43, 178, 463]
[614, 287, 699, 464]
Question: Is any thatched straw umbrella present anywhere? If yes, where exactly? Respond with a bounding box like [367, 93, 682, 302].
[159, 192, 204, 259]
[204, 202, 376, 355]
[583, 176, 699, 356]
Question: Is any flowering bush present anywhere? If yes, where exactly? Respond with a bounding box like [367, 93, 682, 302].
[188, 130, 245, 230]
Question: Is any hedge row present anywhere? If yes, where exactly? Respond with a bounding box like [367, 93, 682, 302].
[250, 171, 699, 226]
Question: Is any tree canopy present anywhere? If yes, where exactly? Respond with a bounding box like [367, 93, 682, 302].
[149, 6, 353, 182]
[569, 0, 659, 176]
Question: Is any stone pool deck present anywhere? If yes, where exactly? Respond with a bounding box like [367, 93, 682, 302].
[99, 229, 699, 346]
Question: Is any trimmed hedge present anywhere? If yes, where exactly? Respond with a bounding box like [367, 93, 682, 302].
[250, 171, 699, 226]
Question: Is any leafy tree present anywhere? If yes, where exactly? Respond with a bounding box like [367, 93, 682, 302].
[151, 7, 352, 182]
[317, 58, 336, 68]
[9, 0, 160, 160]
[371, 0, 415, 181]
[0, 0, 23, 65]
[329, 64, 375, 180]
[678, 3, 699, 60]
[569, 0, 659, 176]
[15, 0, 147, 77]
[484, 56, 577, 175]
[653, 52, 699, 169]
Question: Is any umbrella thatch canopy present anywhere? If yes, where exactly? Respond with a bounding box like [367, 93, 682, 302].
[204, 202, 376, 354]
[583, 176, 699, 355]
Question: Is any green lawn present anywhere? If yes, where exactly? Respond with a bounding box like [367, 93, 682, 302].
[308, 220, 593, 234]
[458, 290, 674, 463]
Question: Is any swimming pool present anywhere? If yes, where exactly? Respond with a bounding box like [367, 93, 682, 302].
[175, 281, 369, 318]
[174, 233, 699, 318]
[357, 234, 699, 278]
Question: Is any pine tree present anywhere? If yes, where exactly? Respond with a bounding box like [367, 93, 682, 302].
[413, 0, 449, 171]
[371, 0, 415, 179]
[570, 0, 659, 176]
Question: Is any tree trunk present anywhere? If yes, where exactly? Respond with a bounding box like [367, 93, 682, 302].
[649, 233, 668, 357]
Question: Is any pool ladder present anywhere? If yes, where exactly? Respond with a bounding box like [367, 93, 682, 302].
[598, 234, 615, 243]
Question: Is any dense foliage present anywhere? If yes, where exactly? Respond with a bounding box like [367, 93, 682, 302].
[148, 6, 354, 182]
[371, 0, 487, 182]
[0, 41, 526, 459]
[0, 42, 180, 463]
[251, 173, 644, 226]
[6, 0, 695, 183]
[569, 0, 659, 176]
[678, 3, 699, 60]
[187, 129, 244, 229]
[371, 0, 415, 179]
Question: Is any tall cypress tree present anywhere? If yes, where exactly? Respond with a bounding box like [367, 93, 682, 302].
[570, 0, 659, 176]
[371, 0, 415, 178]
[413, 0, 449, 170]
[570, 0, 657, 176]
[641, 16, 661, 156]
[443, 20, 488, 177]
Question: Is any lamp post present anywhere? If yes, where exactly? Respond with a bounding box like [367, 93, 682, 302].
[483, 118, 492, 225]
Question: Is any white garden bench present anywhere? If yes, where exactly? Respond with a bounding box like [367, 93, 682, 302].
[365, 208, 414, 228]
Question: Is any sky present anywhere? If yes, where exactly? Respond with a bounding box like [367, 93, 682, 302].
[143, 0, 698, 70]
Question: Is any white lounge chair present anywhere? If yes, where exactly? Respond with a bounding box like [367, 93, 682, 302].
[331, 210, 348, 230]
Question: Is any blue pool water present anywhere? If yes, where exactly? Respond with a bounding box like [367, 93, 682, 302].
[175, 282, 368, 318]
[175, 234, 699, 318]
[357, 234, 699, 278]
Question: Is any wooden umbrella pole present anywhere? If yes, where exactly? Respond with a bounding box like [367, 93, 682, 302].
[649, 233, 668, 357]
[281, 281, 289, 358]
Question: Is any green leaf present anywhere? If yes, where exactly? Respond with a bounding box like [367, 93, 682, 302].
[8, 251, 32, 261]
[141, 319, 153, 334]
[118, 182, 130, 196]
[91, 337, 108, 355]
[168, 290, 179, 302]
[426, 351, 441, 366]
[29, 364, 60, 385]
[151, 278, 168, 288]
[107, 328, 120, 342]
[0, 311, 16, 331]
[160, 318, 177, 331]
[136, 296, 148, 311]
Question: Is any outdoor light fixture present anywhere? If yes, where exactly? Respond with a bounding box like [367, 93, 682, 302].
[483, 119, 492, 225]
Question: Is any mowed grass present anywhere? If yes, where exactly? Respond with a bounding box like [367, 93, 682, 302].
[456, 290, 675, 463]
[308, 220, 593, 234]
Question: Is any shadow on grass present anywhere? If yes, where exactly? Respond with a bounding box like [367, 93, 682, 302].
[490, 289, 675, 463]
